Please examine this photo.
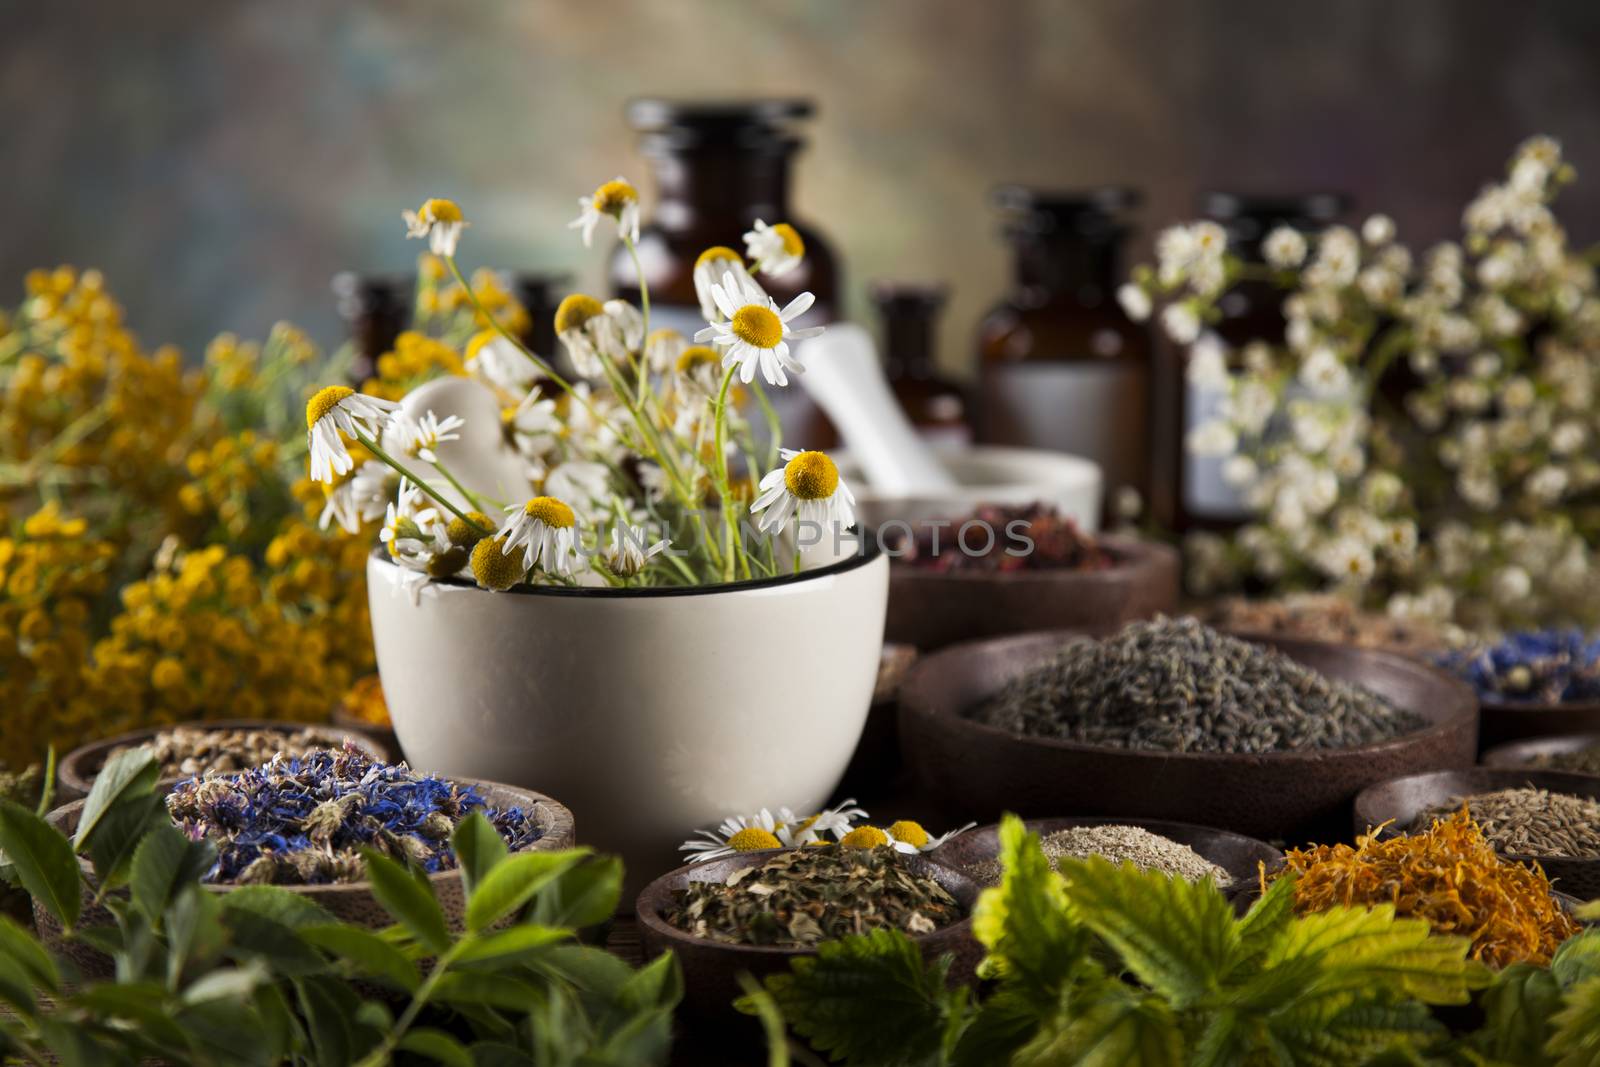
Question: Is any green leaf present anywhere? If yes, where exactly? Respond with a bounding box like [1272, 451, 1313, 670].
[1012, 983, 1182, 1067]
[452, 923, 571, 967]
[398, 1028, 474, 1067]
[971, 814, 1088, 1008]
[736, 973, 792, 1067]
[360, 848, 449, 953]
[950, 990, 1041, 1067]
[527, 855, 623, 929]
[464, 849, 587, 932]
[70, 981, 190, 1051]
[0, 953, 38, 1017]
[295, 975, 369, 1067]
[527, 942, 637, 998]
[36, 1017, 113, 1067]
[182, 962, 268, 1005]
[452, 811, 508, 898]
[756, 928, 955, 1066]
[1545, 975, 1600, 1067]
[470, 1041, 538, 1066]
[0, 913, 60, 993]
[72, 747, 159, 850]
[618, 949, 683, 1014]
[220, 884, 337, 929]
[1057, 855, 1239, 1009]
[1473, 963, 1563, 1063]
[1551, 927, 1600, 990]
[82, 792, 169, 889]
[131, 821, 216, 922]
[299, 923, 420, 991]
[0, 798, 80, 929]
[432, 970, 545, 1010]
[1575, 899, 1600, 922]
[1265, 903, 1491, 1005]
[165, 885, 226, 986]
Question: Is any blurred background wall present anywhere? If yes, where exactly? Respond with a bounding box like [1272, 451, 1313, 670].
[4, 0, 1599, 372]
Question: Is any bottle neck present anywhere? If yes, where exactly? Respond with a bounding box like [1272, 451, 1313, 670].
[1012, 235, 1123, 304]
[644, 145, 796, 231]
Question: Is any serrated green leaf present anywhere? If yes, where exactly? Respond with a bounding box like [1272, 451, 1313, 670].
[398, 1028, 474, 1067]
[1472, 963, 1564, 1064]
[971, 814, 1089, 1008]
[452, 922, 570, 967]
[130, 822, 215, 922]
[528, 855, 623, 929]
[529, 942, 637, 998]
[82, 792, 169, 889]
[756, 928, 954, 1065]
[464, 849, 587, 932]
[1552, 927, 1600, 990]
[1266, 903, 1489, 1005]
[360, 848, 450, 953]
[0, 912, 59, 993]
[299, 923, 420, 991]
[0, 798, 80, 929]
[1546, 975, 1600, 1067]
[1013, 983, 1182, 1067]
[219, 884, 337, 929]
[72, 747, 159, 850]
[453, 811, 508, 898]
[950, 989, 1040, 1067]
[1260, 995, 1444, 1065]
[1058, 855, 1239, 1009]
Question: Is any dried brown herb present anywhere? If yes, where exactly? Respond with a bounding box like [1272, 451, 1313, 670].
[666, 845, 961, 948]
[1412, 787, 1600, 859]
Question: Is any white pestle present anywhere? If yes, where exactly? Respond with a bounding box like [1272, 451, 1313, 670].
[794, 323, 958, 495]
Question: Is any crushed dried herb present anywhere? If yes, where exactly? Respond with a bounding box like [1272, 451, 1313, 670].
[104, 724, 353, 780]
[665, 845, 961, 948]
[166, 743, 543, 885]
[1528, 744, 1600, 777]
[1205, 594, 1450, 658]
[1413, 787, 1600, 859]
[965, 824, 1230, 888]
[1267, 808, 1579, 968]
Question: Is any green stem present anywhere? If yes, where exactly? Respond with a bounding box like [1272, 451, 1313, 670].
[711, 368, 745, 581]
[353, 944, 462, 1067]
[430, 458, 493, 515]
[624, 236, 652, 407]
[351, 429, 491, 535]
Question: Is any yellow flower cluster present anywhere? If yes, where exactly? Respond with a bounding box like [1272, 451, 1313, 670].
[364, 330, 466, 401]
[0, 504, 116, 765]
[414, 256, 531, 339]
[175, 430, 285, 548]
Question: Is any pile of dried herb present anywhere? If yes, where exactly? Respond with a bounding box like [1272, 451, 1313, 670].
[1435, 629, 1600, 704]
[975, 616, 1424, 753]
[104, 724, 353, 781]
[1413, 788, 1600, 859]
[166, 743, 543, 885]
[885, 503, 1113, 573]
[665, 845, 961, 948]
[1205, 594, 1449, 658]
[965, 824, 1230, 888]
[1267, 809, 1579, 968]
[1527, 743, 1600, 777]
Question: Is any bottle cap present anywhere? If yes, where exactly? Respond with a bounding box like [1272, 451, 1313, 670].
[1198, 191, 1351, 248]
[992, 185, 1143, 241]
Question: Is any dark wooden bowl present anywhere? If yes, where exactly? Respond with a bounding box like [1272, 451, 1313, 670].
[58, 719, 394, 801]
[1478, 698, 1600, 751]
[1482, 733, 1600, 776]
[1353, 768, 1600, 900]
[899, 630, 1479, 843]
[884, 538, 1180, 651]
[38, 778, 575, 978]
[930, 816, 1283, 895]
[635, 850, 981, 1018]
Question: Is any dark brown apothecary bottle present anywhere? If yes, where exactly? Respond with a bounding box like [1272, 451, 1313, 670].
[332, 272, 411, 386]
[609, 98, 841, 446]
[976, 186, 1150, 512]
[510, 271, 570, 369]
[870, 283, 970, 447]
[1163, 191, 1348, 533]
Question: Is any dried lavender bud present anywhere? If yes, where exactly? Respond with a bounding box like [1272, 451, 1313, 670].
[975, 617, 1423, 754]
[165, 743, 543, 885]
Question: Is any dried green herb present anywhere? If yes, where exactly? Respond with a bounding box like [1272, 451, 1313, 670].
[666, 845, 961, 948]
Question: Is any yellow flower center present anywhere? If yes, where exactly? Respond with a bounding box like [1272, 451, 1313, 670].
[305, 385, 353, 429]
[771, 223, 804, 257]
[695, 246, 743, 270]
[554, 293, 605, 335]
[727, 827, 782, 851]
[784, 451, 839, 501]
[421, 198, 463, 224]
[731, 304, 783, 349]
[675, 345, 721, 374]
[447, 512, 492, 548]
[522, 496, 576, 529]
[592, 179, 638, 216]
[470, 537, 524, 591]
[887, 820, 930, 849]
[839, 826, 889, 849]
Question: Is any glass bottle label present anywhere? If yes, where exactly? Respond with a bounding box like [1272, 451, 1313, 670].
[980, 362, 1148, 497]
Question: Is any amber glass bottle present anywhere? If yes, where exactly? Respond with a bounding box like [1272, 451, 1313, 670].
[976, 186, 1149, 510]
[871, 283, 970, 447]
[610, 98, 840, 445]
[510, 271, 569, 366]
[331, 272, 411, 386]
[1170, 192, 1348, 531]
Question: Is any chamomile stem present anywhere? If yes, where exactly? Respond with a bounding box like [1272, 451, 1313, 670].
[355, 944, 462, 1067]
[622, 235, 653, 407]
[351, 429, 491, 535]
[429, 458, 493, 515]
[711, 366, 744, 581]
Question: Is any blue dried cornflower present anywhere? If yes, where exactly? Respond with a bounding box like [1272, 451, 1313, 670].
[165, 742, 544, 885]
[1435, 628, 1600, 704]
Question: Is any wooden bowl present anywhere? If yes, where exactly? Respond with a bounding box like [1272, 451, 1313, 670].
[1353, 768, 1600, 900]
[1482, 733, 1600, 776]
[884, 538, 1179, 651]
[898, 630, 1479, 842]
[38, 778, 575, 977]
[636, 850, 981, 1018]
[1478, 697, 1600, 751]
[57, 719, 394, 801]
[930, 816, 1283, 894]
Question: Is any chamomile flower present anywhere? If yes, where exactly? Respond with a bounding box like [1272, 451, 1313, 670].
[466, 331, 537, 395]
[778, 799, 867, 844]
[694, 271, 823, 387]
[680, 809, 786, 861]
[499, 495, 580, 575]
[305, 385, 399, 484]
[318, 460, 391, 535]
[644, 327, 688, 375]
[569, 176, 640, 247]
[504, 388, 560, 460]
[543, 460, 610, 520]
[601, 523, 670, 578]
[672, 345, 723, 399]
[839, 826, 890, 849]
[402, 198, 469, 257]
[751, 448, 856, 537]
[692, 246, 754, 322]
[555, 294, 627, 378]
[407, 411, 465, 464]
[743, 219, 805, 276]
[379, 481, 445, 571]
[883, 820, 975, 854]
